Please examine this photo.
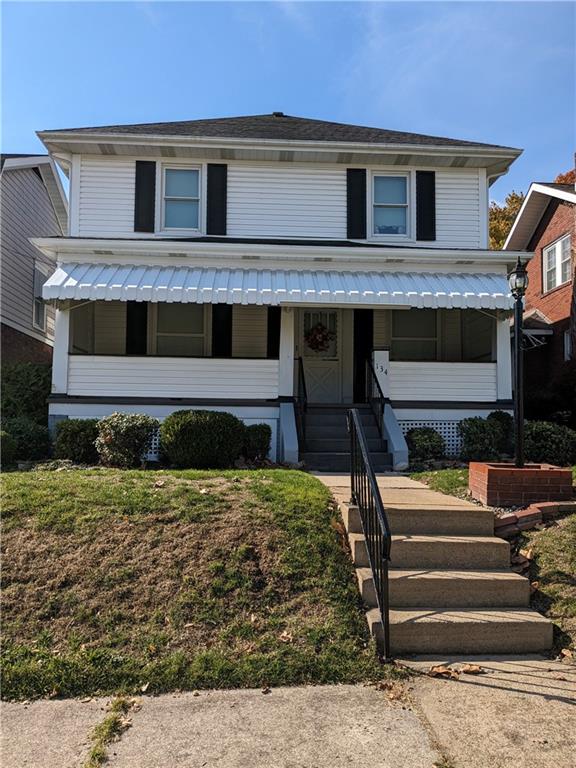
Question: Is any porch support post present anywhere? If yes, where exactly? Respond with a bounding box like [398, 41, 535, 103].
[52, 308, 70, 394]
[278, 306, 295, 397]
[496, 312, 512, 401]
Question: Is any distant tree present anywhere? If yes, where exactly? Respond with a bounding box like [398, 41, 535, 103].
[554, 168, 576, 184]
[489, 191, 525, 250]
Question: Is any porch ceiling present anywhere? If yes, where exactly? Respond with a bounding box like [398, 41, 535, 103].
[43, 262, 513, 309]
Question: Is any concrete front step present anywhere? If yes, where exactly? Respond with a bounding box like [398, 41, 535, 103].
[368, 607, 553, 655]
[356, 567, 529, 608]
[302, 452, 392, 472]
[305, 413, 375, 427]
[348, 533, 510, 569]
[305, 438, 385, 453]
[307, 425, 380, 440]
[341, 501, 494, 537]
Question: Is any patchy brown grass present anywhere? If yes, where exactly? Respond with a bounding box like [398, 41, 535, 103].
[2, 469, 388, 699]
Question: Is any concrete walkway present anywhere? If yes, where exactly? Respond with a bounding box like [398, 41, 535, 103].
[1, 685, 441, 768]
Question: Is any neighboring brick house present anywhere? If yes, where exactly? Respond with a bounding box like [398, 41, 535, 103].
[504, 182, 575, 419]
[1, 154, 68, 363]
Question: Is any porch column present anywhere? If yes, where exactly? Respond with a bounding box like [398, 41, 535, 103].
[52, 308, 70, 394]
[496, 312, 512, 401]
[278, 306, 295, 397]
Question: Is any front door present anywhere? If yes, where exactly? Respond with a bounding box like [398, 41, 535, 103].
[298, 309, 342, 403]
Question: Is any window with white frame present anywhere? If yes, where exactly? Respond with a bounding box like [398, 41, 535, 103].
[162, 167, 200, 230]
[543, 235, 571, 293]
[391, 309, 437, 360]
[373, 175, 409, 236]
[33, 263, 47, 331]
[155, 304, 205, 356]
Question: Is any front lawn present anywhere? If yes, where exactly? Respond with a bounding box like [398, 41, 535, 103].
[522, 514, 576, 653]
[410, 468, 469, 499]
[2, 468, 385, 700]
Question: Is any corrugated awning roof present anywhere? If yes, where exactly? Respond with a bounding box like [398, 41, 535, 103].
[43, 263, 513, 309]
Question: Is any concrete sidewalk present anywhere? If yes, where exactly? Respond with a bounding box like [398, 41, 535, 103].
[1, 685, 440, 768]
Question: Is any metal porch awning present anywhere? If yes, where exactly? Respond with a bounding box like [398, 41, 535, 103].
[43, 263, 513, 310]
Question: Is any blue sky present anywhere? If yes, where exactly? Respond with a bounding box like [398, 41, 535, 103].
[2, 1, 574, 202]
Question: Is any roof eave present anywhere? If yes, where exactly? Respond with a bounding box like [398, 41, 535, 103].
[504, 182, 576, 250]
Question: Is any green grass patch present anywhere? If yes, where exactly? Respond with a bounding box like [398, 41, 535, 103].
[83, 696, 134, 768]
[2, 468, 391, 699]
[409, 468, 470, 499]
[522, 514, 576, 652]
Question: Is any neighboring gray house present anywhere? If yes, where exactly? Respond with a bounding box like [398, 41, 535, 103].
[1, 154, 68, 362]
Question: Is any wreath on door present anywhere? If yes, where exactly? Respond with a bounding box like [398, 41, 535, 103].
[305, 322, 336, 353]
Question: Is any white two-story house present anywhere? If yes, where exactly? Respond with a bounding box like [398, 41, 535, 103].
[34, 113, 529, 467]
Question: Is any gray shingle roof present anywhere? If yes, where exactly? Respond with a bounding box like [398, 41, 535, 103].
[41, 113, 516, 150]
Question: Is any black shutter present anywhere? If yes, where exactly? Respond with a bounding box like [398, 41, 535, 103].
[206, 164, 227, 235]
[134, 161, 156, 233]
[126, 302, 148, 355]
[416, 171, 436, 241]
[267, 307, 281, 359]
[211, 304, 232, 358]
[346, 169, 367, 239]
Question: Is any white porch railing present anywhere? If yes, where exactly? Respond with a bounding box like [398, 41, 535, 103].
[66, 356, 280, 399]
[388, 362, 498, 402]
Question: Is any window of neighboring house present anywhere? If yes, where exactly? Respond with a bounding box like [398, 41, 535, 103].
[564, 330, 573, 362]
[155, 303, 205, 356]
[33, 264, 48, 331]
[543, 234, 572, 293]
[390, 309, 437, 360]
[373, 175, 409, 236]
[162, 167, 200, 230]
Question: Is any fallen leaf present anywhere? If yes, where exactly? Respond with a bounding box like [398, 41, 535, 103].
[279, 630, 293, 644]
[250, 613, 257, 624]
[80, 697, 92, 703]
[262, 686, 271, 694]
[428, 665, 460, 680]
[199, 488, 209, 495]
[154, 480, 165, 488]
[140, 682, 149, 692]
[530, 581, 539, 593]
[560, 648, 573, 659]
[461, 664, 484, 675]
[519, 548, 533, 560]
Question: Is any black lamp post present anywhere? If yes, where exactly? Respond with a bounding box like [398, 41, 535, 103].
[508, 257, 529, 468]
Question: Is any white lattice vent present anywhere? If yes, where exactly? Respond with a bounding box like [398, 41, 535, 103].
[398, 421, 462, 457]
[145, 428, 161, 462]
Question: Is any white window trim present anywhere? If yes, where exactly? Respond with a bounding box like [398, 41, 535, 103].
[148, 303, 210, 356]
[369, 170, 414, 242]
[157, 163, 203, 236]
[32, 261, 50, 332]
[543, 234, 571, 294]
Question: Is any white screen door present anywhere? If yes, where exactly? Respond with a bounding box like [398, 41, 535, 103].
[299, 309, 342, 403]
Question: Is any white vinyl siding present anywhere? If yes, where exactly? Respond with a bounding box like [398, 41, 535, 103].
[66, 356, 279, 399]
[78, 157, 135, 236]
[389, 362, 497, 401]
[435, 170, 482, 248]
[232, 306, 268, 357]
[227, 165, 347, 238]
[0, 167, 59, 343]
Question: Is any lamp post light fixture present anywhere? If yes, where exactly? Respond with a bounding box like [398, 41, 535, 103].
[508, 257, 529, 468]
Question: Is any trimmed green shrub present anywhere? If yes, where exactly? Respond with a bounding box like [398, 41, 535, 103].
[458, 417, 501, 462]
[160, 410, 246, 469]
[487, 410, 514, 454]
[1, 430, 17, 467]
[54, 419, 100, 465]
[524, 421, 576, 467]
[2, 417, 50, 462]
[95, 412, 159, 468]
[405, 427, 445, 460]
[244, 423, 272, 462]
[1, 363, 51, 425]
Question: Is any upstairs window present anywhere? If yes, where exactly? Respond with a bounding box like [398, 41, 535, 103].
[162, 167, 200, 230]
[543, 234, 571, 293]
[373, 175, 408, 236]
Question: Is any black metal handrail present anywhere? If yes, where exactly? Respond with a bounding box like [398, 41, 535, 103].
[348, 408, 392, 659]
[295, 357, 308, 445]
[366, 358, 386, 438]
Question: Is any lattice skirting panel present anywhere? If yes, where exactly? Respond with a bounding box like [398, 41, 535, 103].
[398, 421, 462, 457]
[145, 428, 161, 461]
